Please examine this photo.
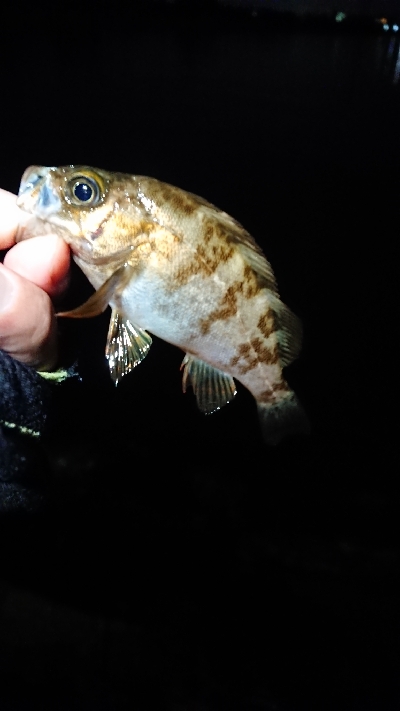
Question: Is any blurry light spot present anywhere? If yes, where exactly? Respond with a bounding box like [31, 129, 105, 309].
[335, 12, 346, 22]
[383, 24, 389, 31]
[378, 17, 388, 24]
[393, 25, 399, 32]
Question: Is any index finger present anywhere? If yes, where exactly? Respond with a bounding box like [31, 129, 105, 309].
[0, 188, 27, 249]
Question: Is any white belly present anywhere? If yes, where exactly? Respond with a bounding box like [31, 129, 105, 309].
[119, 270, 223, 350]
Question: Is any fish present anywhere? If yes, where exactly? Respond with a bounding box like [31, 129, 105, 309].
[16, 165, 309, 445]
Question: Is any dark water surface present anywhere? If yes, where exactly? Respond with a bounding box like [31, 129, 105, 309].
[1, 9, 399, 710]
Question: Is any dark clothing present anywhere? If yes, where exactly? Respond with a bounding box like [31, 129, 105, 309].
[0, 350, 78, 513]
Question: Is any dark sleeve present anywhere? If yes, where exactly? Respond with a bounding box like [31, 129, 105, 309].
[0, 350, 77, 513]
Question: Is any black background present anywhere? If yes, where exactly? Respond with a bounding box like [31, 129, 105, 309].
[0, 3, 399, 709]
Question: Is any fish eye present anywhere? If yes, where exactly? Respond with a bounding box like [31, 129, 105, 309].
[70, 176, 100, 205]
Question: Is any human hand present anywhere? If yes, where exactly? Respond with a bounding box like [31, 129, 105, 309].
[0, 189, 70, 371]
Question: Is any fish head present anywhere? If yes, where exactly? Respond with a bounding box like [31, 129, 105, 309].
[16, 165, 136, 265]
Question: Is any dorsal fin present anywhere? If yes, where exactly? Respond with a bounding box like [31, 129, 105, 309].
[268, 294, 303, 367]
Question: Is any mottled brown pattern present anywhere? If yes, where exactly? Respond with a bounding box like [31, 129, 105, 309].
[172, 259, 204, 287]
[229, 344, 251, 370]
[203, 223, 215, 244]
[161, 184, 198, 216]
[236, 359, 255, 376]
[236, 343, 252, 360]
[256, 340, 279, 365]
[224, 281, 244, 303]
[202, 218, 242, 247]
[230, 340, 280, 375]
[171, 242, 235, 291]
[200, 305, 235, 335]
[250, 337, 265, 355]
[197, 243, 235, 268]
[199, 278, 244, 335]
[243, 265, 262, 298]
[146, 233, 178, 261]
[213, 221, 230, 241]
[199, 265, 263, 336]
[259, 378, 289, 403]
[130, 218, 158, 239]
[95, 213, 158, 256]
[257, 312, 275, 339]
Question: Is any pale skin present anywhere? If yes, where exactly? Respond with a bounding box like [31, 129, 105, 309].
[0, 189, 71, 371]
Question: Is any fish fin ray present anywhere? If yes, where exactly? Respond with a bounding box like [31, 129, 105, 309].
[105, 309, 152, 385]
[257, 391, 310, 445]
[268, 294, 303, 367]
[234, 242, 278, 293]
[181, 354, 237, 414]
[57, 263, 134, 319]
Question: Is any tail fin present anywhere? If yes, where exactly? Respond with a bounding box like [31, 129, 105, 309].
[257, 391, 310, 446]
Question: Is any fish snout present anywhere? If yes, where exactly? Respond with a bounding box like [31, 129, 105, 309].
[17, 166, 60, 218]
[18, 166, 52, 198]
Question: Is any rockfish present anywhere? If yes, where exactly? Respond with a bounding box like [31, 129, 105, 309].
[16, 165, 308, 444]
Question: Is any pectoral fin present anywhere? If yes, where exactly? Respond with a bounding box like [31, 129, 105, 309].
[106, 309, 152, 385]
[57, 263, 133, 319]
[181, 354, 237, 414]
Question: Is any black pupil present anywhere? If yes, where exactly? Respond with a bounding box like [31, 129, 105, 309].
[74, 182, 93, 202]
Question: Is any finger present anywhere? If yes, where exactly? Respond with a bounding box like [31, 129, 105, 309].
[0, 189, 27, 249]
[4, 234, 71, 299]
[0, 263, 57, 371]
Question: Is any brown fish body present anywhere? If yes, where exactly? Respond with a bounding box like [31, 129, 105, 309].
[17, 166, 308, 443]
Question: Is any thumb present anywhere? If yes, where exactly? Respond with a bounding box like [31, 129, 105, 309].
[0, 264, 58, 371]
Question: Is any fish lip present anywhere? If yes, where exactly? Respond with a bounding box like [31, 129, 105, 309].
[17, 166, 61, 219]
[17, 166, 54, 200]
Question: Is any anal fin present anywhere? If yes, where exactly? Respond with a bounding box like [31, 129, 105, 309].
[181, 354, 237, 414]
[106, 309, 152, 385]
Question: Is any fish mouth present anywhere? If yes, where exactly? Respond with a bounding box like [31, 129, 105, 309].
[17, 166, 61, 218]
[18, 166, 53, 196]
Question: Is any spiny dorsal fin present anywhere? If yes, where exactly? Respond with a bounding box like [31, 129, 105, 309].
[105, 309, 152, 385]
[181, 354, 237, 414]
